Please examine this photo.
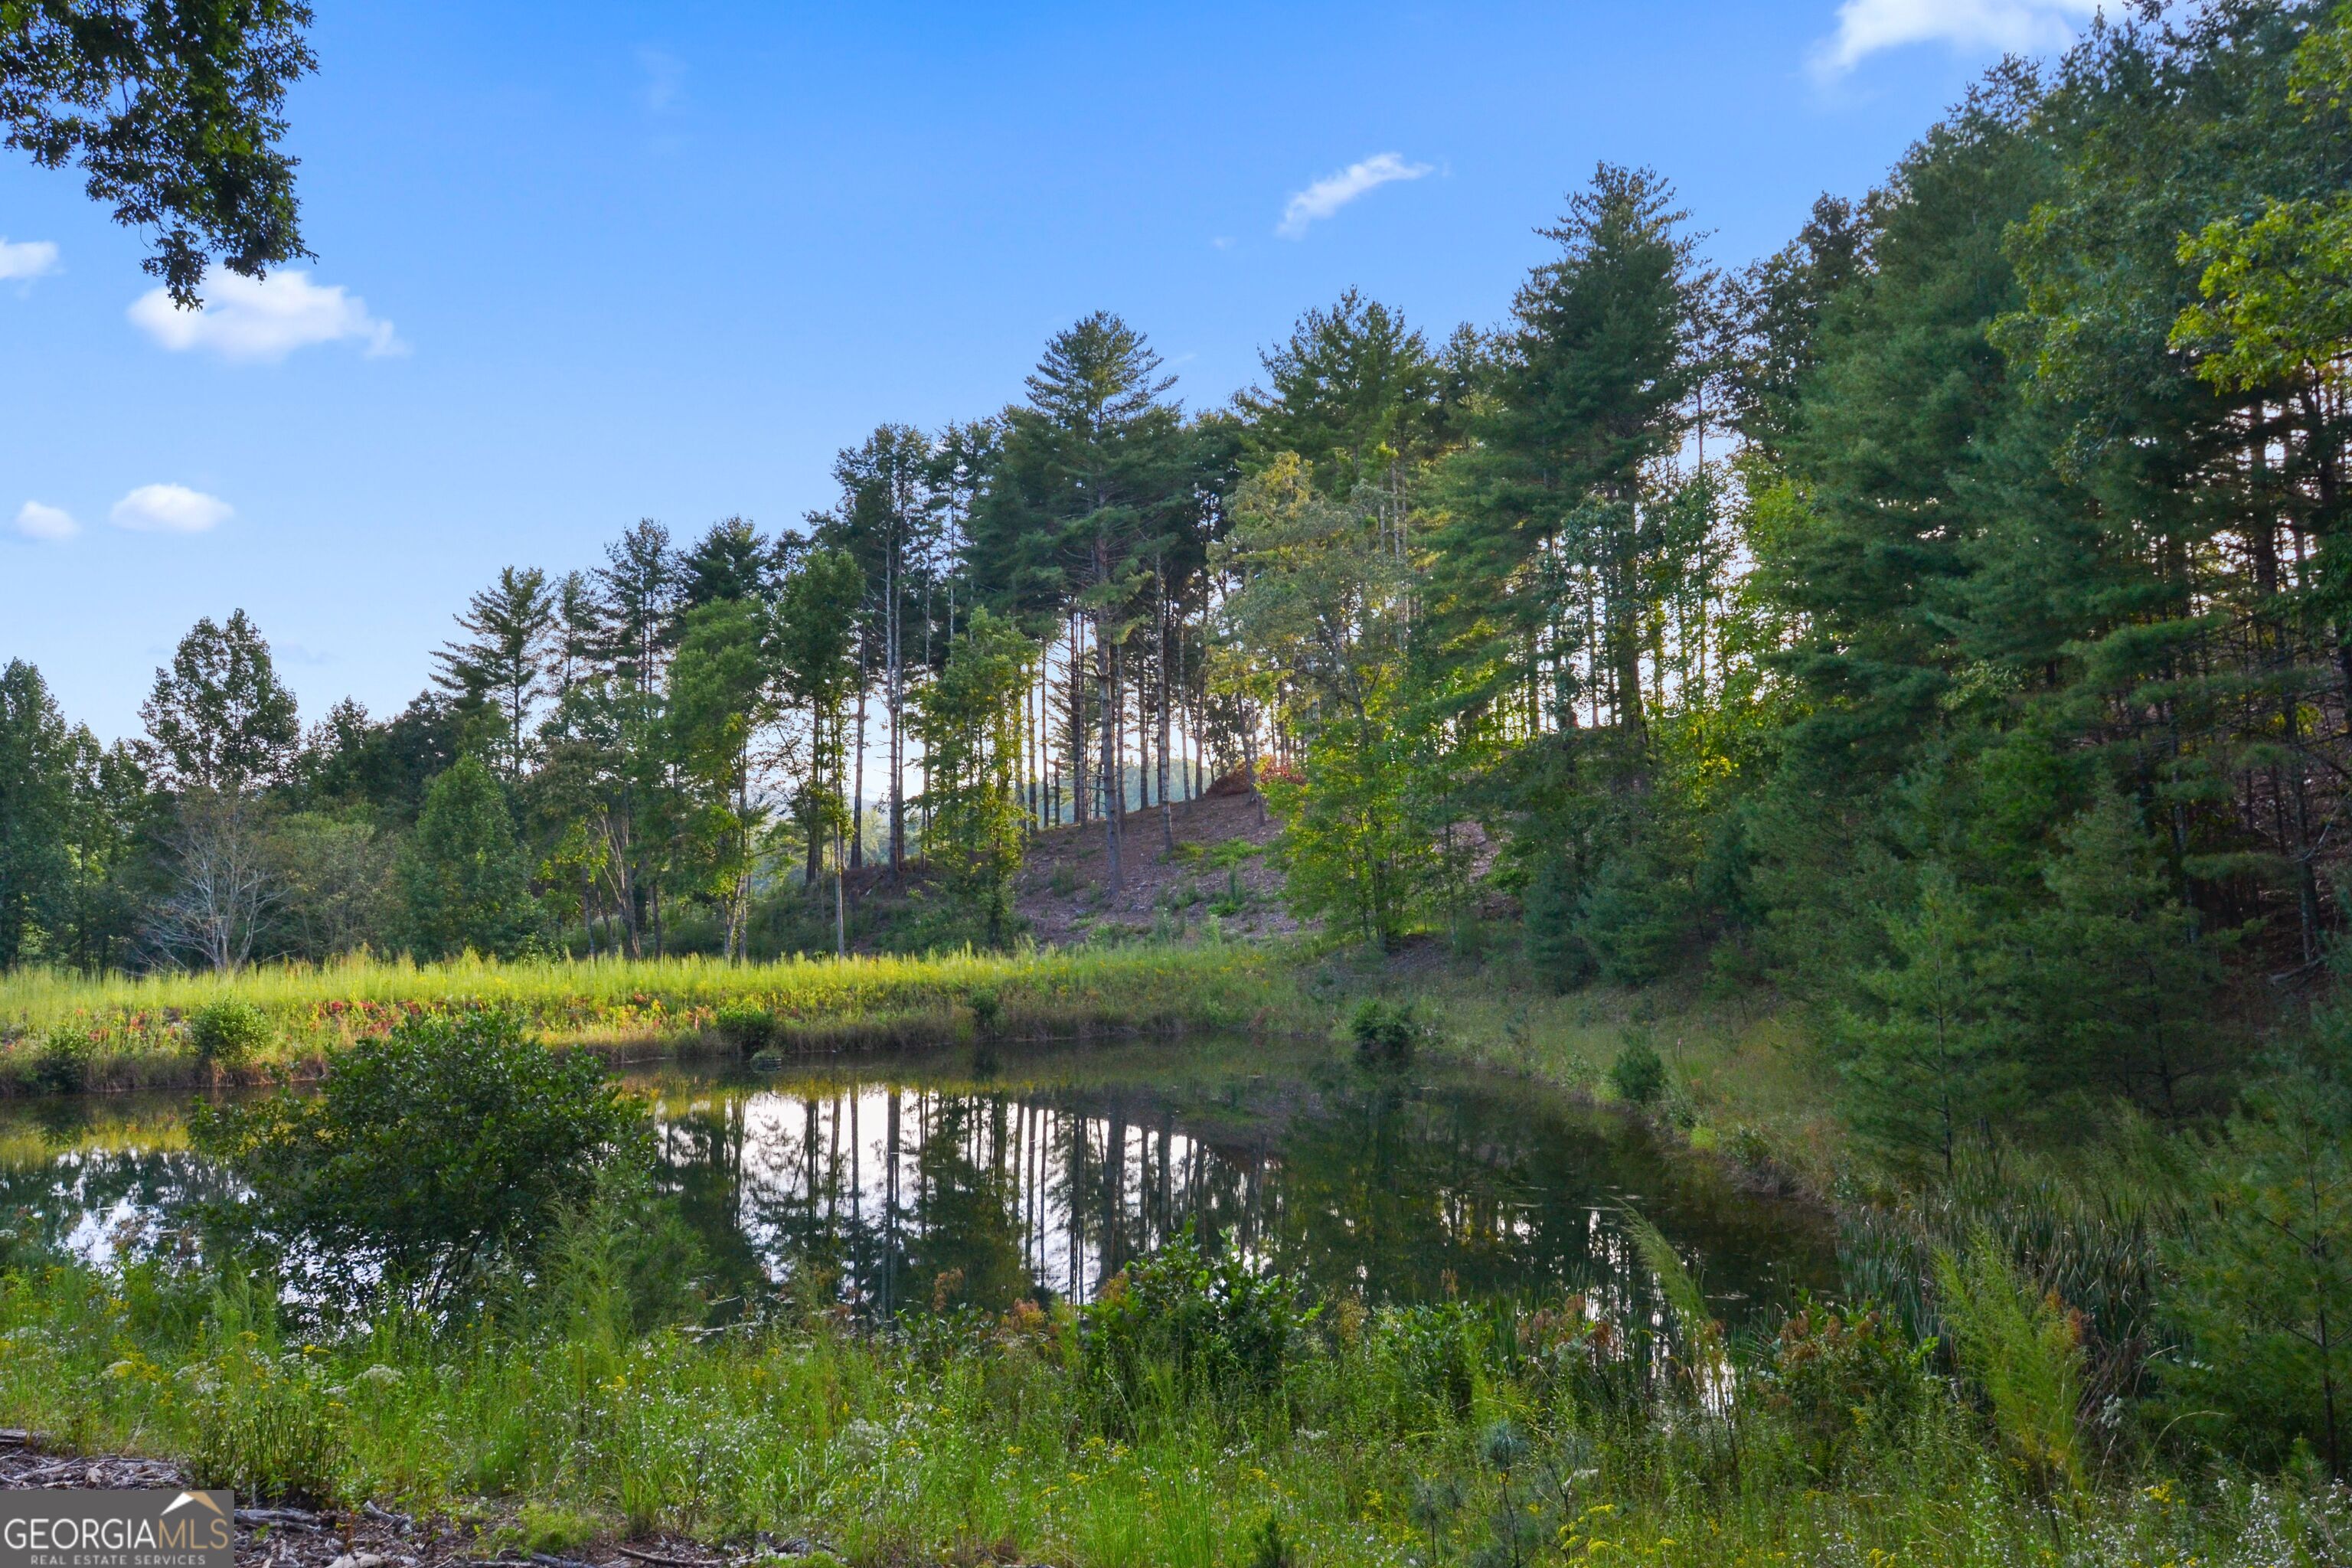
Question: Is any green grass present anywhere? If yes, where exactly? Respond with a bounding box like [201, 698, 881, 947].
[1308, 950, 1847, 1188]
[0, 946, 1306, 1096]
[0, 1259, 2337, 1568]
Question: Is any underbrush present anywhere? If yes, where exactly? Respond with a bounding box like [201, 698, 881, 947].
[0, 1246, 2340, 1568]
[0, 946, 1304, 1096]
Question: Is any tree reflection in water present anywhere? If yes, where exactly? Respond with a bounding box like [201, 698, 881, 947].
[644, 1043, 1837, 1334]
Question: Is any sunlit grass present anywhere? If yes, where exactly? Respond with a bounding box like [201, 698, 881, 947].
[0, 946, 1306, 1093]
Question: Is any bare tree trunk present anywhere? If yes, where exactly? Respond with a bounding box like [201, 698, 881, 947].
[1068, 616, 1089, 828]
[1099, 616, 1122, 892]
[851, 646, 869, 872]
[887, 531, 905, 880]
[1158, 586, 1174, 852]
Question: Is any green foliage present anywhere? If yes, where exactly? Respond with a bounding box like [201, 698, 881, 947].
[0, 0, 318, 307]
[911, 609, 1032, 947]
[188, 1359, 346, 1505]
[1263, 689, 1435, 949]
[710, 1001, 776, 1054]
[1836, 868, 2025, 1179]
[139, 609, 300, 792]
[2159, 1050, 2352, 1477]
[1762, 1298, 1936, 1478]
[1346, 997, 1423, 1067]
[1080, 1226, 1316, 1423]
[400, 754, 541, 962]
[32, 1027, 93, 1093]
[1934, 1229, 2084, 1490]
[190, 1008, 648, 1309]
[1608, 1034, 1665, 1106]
[187, 999, 271, 1065]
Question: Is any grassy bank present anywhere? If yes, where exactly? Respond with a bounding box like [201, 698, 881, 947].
[0, 945, 1306, 1096]
[1300, 948, 1844, 1191]
[1, 1252, 2337, 1568]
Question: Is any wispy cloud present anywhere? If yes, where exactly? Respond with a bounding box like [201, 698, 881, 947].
[1278, 152, 1433, 239]
[11, 501, 77, 542]
[638, 46, 686, 112]
[0, 237, 60, 284]
[128, 268, 406, 362]
[1812, 0, 2103, 75]
[111, 484, 233, 534]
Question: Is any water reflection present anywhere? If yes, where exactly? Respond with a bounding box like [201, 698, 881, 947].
[645, 1043, 1836, 1331]
[0, 1040, 1836, 1335]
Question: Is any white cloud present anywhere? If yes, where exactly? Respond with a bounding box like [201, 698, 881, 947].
[128, 267, 407, 362]
[0, 237, 60, 283]
[1277, 152, 1433, 239]
[12, 501, 77, 541]
[1813, 0, 2103, 74]
[110, 484, 233, 534]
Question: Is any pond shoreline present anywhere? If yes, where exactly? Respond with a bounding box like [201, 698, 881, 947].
[0, 946, 1305, 1099]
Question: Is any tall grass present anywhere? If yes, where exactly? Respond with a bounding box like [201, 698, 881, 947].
[0, 946, 1305, 1095]
[0, 1255, 2338, 1568]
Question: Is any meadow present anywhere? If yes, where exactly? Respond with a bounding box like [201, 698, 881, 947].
[0, 944, 1303, 1094]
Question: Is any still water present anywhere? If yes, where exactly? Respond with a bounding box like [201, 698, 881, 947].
[0, 1037, 1835, 1332]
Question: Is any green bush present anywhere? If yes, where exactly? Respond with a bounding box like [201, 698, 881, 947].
[966, 985, 1003, 1037]
[188, 999, 272, 1065]
[1348, 998, 1424, 1067]
[34, 1028, 94, 1093]
[712, 1001, 776, 1054]
[191, 1008, 649, 1310]
[1081, 1227, 1316, 1423]
[1762, 1298, 1936, 1478]
[1609, 1034, 1666, 1106]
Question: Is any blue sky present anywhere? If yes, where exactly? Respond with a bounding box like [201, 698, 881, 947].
[2, 0, 2105, 741]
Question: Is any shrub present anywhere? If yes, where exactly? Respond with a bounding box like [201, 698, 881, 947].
[966, 985, 1003, 1037]
[1081, 1226, 1315, 1423]
[1609, 1034, 1666, 1106]
[34, 1028, 94, 1093]
[191, 1008, 649, 1310]
[1348, 998, 1424, 1067]
[712, 1001, 776, 1054]
[188, 999, 272, 1065]
[1762, 1298, 1936, 1478]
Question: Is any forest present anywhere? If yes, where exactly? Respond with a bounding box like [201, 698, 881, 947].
[4, 1, 2352, 1558]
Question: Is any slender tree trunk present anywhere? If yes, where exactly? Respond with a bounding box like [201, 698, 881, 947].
[1068, 616, 1089, 828]
[1158, 586, 1174, 851]
[1100, 614, 1122, 892]
[851, 658, 869, 872]
[888, 533, 905, 879]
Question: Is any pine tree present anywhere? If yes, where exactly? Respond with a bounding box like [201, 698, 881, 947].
[972, 313, 1194, 892]
[668, 597, 779, 960]
[432, 566, 556, 782]
[1837, 866, 2026, 1179]
[912, 609, 1032, 946]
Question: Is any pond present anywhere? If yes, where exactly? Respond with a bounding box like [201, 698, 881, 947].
[0, 1037, 1837, 1334]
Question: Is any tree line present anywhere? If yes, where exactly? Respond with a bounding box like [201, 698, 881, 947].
[2, 3, 2346, 1072]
